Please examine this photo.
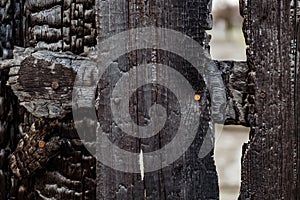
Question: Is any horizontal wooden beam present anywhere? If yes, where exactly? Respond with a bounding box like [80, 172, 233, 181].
[5, 47, 250, 127]
[215, 61, 250, 127]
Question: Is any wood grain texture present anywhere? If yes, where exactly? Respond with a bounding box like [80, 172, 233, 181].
[0, 69, 15, 199]
[291, 1, 300, 199]
[7, 48, 97, 119]
[7, 48, 250, 126]
[6, 109, 96, 199]
[95, 0, 220, 199]
[1, 0, 98, 198]
[239, 0, 300, 199]
[215, 61, 249, 126]
[9, 0, 97, 54]
[0, 1, 18, 198]
[27, 0, 97, 53]
[4, 0, 300, 199]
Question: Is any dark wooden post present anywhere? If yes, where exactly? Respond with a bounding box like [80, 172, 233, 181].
[94, 0, 219, 199]
[239, 0, 300, 199]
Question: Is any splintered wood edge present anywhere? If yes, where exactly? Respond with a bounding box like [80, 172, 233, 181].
[8, 47, 98, 119]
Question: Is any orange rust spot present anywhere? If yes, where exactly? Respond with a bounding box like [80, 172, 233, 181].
[38, 141, 46, 148]
[51, 81, 59, 90]
[194, 94, 201, 101]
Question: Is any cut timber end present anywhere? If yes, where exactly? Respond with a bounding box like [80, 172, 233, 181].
[8, 49, 97, 119]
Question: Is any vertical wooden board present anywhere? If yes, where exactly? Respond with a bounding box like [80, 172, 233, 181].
[96, 0, 219, 199]
[0, 0, 16, 199]
[291, 0, 300, 198]
[240, 0, 299, 199]
[0, 69, 15, 199]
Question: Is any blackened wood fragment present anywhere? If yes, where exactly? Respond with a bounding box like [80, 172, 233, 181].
[239, 0, 299, 199]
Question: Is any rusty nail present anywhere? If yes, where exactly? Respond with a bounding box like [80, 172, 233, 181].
[38, 141, 46, 149]
[51, 81, 59, 90]
[260, 92, 266, 99]
[194, 94, 201, 101]
[114, 98, 120, 104]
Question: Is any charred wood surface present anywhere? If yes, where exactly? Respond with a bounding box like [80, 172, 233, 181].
[93, 0, 222, 199]
[6, 48, 250, 126]
[215, 61, 249, 126]
[3, 0, 299, 199]
[239, 0, 300, 199]
[2, 0, 221, 199]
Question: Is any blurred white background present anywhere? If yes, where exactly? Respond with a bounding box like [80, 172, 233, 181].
[209, 0, 246, 61]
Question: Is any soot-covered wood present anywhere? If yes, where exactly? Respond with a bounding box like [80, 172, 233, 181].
[2, 0, 221, 199]
[0, 0, 97, 198]
[7, 48, 250, 123]
[96, 0, 220, 199]
[0, 0, 252, 199]
[239, 0, 300, 199]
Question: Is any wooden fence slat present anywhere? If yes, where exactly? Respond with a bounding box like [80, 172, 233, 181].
[239, 1, 300, 199]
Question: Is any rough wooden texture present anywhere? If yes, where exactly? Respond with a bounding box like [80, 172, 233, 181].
[4, 49, 249, 199]
[215, 61, 249, 126]
[1, 0, 97, 198]
[8, 0, 97, 54]
[0, 69, 15, 199]
[0, 1, 17, 199]
[7, 47, 96, 119]
[291, 1, 300, 198]
[0, 0, 13, 59]
[239, 0, 300, 199]
[3, 22, 250, 200]
[6, 109, 96, 199]
[26, 0, 97, 53]
[9, 119, 64, 180]
[4, 0, 299, 199]
[95, 0, 220, 200]
[6, 48, 249, 126]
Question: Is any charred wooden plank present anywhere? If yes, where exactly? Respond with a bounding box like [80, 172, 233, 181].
[7, 47, 251, 127]
[0, 0, 98, 198]
[215, 61, 249, 126]
[11, 0, 98, 54]
[239, 0, 299, 199]
[0, 0, 13, 59]
[6, 109, 96, 199]
[0, 0, 19, 199]
[95, 0, 219, 199]
[290, 1, 300, 198]
[8, 119, 63, 179]
[7, 47, 97, 118]
[0, 69, 15, 200]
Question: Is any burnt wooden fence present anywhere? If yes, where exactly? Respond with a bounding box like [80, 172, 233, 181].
[0, 0, 299, 199]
